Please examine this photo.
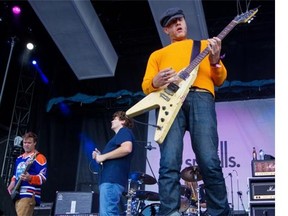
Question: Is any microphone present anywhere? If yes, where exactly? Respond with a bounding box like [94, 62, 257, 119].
[237, 191, 242, 196]
[228, 173, 232, 176]
[94, 148, 103, 165]
[145, 142, 156, 151]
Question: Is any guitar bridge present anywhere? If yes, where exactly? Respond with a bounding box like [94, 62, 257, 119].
[160, 93, 170, 101]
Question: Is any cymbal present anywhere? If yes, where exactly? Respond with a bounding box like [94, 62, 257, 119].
[180, 166, 202, 182]
[129, 172, 157, 185]
[135, 190, 159, 201]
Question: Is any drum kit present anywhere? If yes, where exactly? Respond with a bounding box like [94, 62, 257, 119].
[180, 166, 208, 216]
[125, 166, 207, 216]
[125, 171, 159, 216]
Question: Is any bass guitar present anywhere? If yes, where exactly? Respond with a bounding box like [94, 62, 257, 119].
[126, 8, 258, 144]
[10, 152, 38, 200]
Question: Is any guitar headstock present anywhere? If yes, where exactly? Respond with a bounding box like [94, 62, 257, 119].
[234, 7, 259, 24]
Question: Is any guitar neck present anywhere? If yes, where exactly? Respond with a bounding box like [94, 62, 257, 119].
[183, 19, 238, 77]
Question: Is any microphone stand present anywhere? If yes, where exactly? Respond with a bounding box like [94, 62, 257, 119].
[229, 173, 234, 215]
[233, 170, 240, 210]
[237, 191, 246, 213]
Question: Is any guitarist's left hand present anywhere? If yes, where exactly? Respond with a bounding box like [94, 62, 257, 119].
[20, 172, 32, 182]
[208, 37, 221, 65]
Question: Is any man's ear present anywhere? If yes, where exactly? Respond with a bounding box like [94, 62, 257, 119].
[163, 27, 169, 35]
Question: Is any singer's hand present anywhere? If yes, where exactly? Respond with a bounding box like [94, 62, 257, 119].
[92, 148, 103, 165]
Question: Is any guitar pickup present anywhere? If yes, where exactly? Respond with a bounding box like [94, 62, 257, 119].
[164, 83, 179, 95]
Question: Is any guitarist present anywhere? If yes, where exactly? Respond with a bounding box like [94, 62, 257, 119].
[141, 7, 230, 216]
[7, 132, 47, 216]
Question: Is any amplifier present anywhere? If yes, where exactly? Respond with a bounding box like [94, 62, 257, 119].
[250, 202, 275, 216]
[251, 160, 275, 177]
[248, 177, 275, 201]
[54, 191, 98, 215]
[33, 202, 53, 216]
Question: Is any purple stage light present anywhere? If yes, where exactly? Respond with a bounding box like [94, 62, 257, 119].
[12, 6, 21, 15]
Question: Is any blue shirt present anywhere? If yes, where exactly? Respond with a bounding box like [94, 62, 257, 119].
[99, 127, 135, 188]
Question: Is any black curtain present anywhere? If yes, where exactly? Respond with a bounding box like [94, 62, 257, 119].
[31, 102, 148, 204]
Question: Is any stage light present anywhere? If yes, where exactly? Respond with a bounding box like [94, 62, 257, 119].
[14, 136, 23, 147]
[59, 102, 71, 116]
[26, 43, 34, 50]
[32, 60, 49, 84]
[12, 6, 21, 15]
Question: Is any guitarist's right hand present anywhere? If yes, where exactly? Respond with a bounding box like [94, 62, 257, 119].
[20, 172, 31, 182]
[152, 67, 177, 88]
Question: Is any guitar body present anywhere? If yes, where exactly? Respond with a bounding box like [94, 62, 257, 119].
[126, 66, 199, 144]
[10, 186, 20, 201]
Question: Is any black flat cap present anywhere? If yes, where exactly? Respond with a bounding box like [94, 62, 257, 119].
[160, 7, 185, 27]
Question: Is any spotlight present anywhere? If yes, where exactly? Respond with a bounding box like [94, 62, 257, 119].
[12, 6, 21, 15]
[26, 43, 34, 50]
[32, 60, 37, 65]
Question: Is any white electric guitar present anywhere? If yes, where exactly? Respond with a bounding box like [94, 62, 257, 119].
[126, 8, 258, 144]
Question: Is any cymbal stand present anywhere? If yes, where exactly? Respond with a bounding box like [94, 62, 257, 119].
[196, 186, 200, 216]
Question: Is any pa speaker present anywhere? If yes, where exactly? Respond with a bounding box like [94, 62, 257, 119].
[54, 191, 98, 215]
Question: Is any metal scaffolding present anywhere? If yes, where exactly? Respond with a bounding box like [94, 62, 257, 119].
[0, 57, 36, 185]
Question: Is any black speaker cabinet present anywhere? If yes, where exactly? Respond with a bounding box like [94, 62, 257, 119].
[250, 202, 275, 216]
[248, 177, 275, 201]
[33, 202, 53, 216]
[54, 191, 98, 215]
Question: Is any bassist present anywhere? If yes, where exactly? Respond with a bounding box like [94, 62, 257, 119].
[7, 132, 47, 216]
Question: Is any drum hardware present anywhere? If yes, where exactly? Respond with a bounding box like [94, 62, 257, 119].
[196, 186, 200, 216]
[126, 176, 160, 215]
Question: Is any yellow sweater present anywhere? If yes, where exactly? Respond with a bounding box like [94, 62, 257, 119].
[142, 39, 227, 97]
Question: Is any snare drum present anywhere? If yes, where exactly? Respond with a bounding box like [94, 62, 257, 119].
[139, 203, 160, 216]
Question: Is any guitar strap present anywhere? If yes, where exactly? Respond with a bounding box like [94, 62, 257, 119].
[191, 40, 200, 62]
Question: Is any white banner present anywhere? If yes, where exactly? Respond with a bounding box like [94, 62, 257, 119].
[145, 98, 275, 211]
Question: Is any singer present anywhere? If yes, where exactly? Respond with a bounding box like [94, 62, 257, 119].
[92, 111, 135, 216]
